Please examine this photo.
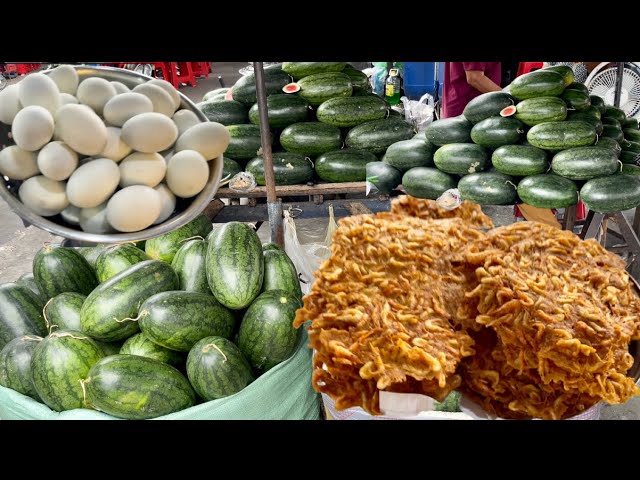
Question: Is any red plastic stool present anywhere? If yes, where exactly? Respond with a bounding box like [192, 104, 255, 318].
[517, 62, 544, 77]
[151, 62, 172, 81]
[191, 62, 210, 78]
[576, 200, 587, 221]
[168, 62, 196, 89]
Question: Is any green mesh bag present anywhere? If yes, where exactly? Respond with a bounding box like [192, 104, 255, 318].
[0, 330, 321, 420]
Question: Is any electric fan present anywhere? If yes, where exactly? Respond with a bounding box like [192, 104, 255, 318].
[585, 62, 640, 118]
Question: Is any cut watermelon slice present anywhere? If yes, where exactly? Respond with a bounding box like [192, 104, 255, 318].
[282, 83, 301, 93]
[500, 106, 517, 117]
[225, 88, 234, 101]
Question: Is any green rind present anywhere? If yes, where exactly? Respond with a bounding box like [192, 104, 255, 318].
[95, 340, 123, 356]
[560, 89, 591, 110]
[463, 91, 516, 124]
[470, 117, 524, 148]
[203, 88, 229, 102]
[225, 124, 270, 160]
[341, 67, 370, 90]
[458, 172, 518, 205]
[95, 244, 150, 283]
[198, 100, 248, 126]
[280, 122, 342, 156]
[246, 153, 314, 186]
[0, 335, 42, 400]
[120, 332, 184, 367]
[623, 118, 639, 130]
[31, 330, 104, 412]
[297, 72, 353, 106]
[401, 167, 458, 200]
[514, 96, 567, 126]
[621, 165, 640, 176]
[262, 243, 283, 252]
[85, 354, 196, 419]
[595, 136, 622, 157]
[232, 68, 292, 106]
[382, 138, 435, 172]
[590, 95, 606, 114]
[602, 117, 622, 128]
[261, 249, 302, 299]
[517, 174, 579, 208]
[80, 260, 179, 342]
[44, 292, 86, 333]
[620, 151, 640, 165]
[602, 124, 624, 143]
[565, 82, 589, 95]
[551, 147, 619, 180]
[526, 121, 596, 150]
[433, 143, 490, 175]
[16, 273, 45, 303]
[248, 94, 309, 129]
[580, 174, 640, 213]
[222, 157, 242, 179]
[33, 245, 97, 299]
[366, 161, 403, 195]
[624, 129, 640, 143]
[622, 140, 640, 155]
[315, 149, 375, 182]
[77, 244, 110, 270]
[139, 291, 235, 352]
[282, 62, 347, 80]
[237, 290, 301, 372]
[206, 222, 264, 310]
[424, 116, 472, 146]
[0, 283, 47, 350]
[509, 70, 566, 100]
[145, 214, 212, 264]
[170, 239, 211, 294]
[604, 105, 627, 122]
[316, 96, 388, 127]
[543, 65, 575, 87]
[346, 118, 415, 154]
[491, 145, 549, 176]
[186, 336, 254, 401]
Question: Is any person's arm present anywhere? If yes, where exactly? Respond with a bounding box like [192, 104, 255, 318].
[465, 70, 502, 94]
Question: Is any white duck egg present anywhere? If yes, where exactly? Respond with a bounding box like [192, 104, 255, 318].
[172, 109, 201, 136]
[119, 152, 166, 188]
[100, 127, 132, 163]
[0, 145, 39, 180]
[147, 78, 181, 111]
[175, 122, 229, 160]
[0, 85, 21, 125]
[166, 149, 209, 198]
[76, 77, 117, 116]
[37, 141, 78, 181]
[12, 106, 54, 151]
[121, 112, 178, 153]
[103, 92, 154, 127]
[19, 175, 69, 216]
[79, 202, 113, 234]
[153, 183, 177, 225]
[66, 158, 120, 208]
[132, 83, 175, 117]
[106, 185, 162, 232]
[47, 65, 79, 95]
[54, 104, 107, 156]
[18, 73, 61, 116]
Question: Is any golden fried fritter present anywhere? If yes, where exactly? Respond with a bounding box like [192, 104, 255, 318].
[390, 195, 494, 228]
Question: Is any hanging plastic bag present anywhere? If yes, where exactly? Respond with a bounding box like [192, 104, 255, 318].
[400, 92, 435, 132]
[283, 205, 338, 294]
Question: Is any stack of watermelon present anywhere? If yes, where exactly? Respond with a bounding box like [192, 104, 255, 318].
[198, 62, 416, 187]
[0, 215, 305, 419]
[379, 65, 640, 213]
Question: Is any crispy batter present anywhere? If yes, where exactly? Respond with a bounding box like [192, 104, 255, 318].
[295, 214, 481, 414]
[390, 195, 494, 228]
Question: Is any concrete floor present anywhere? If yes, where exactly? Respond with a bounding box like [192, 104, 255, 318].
[0, 63, 638, 419]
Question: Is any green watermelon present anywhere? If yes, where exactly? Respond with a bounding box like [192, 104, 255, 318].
[120, 332, 184, 367]
[171, 239, 211, 294]
[95, 243, 150, 283]
[33, 244, 97, 299]
[43, 292, 86, 333]
[0, 335, 43, 400]
[0, 283, 47, 350]
[261, 249, 302, 299]
[145, 214, 212, 264]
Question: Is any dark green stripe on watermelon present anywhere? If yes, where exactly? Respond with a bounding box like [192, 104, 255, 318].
[95, 243, 150, 283]
[517, 174, 579, 208]
[262, 243, 283, 252]
[622, 164, 640, 176]
[604, 105, 627, 122]
[222, 157, 242, 179]
[246, 152, 314, 186]
[0, 283, 47, 349]
[16, 273, 45, 303]
[342, 67, 370, 90]
[282, 62, 347, 80]
[602, 124, 624, 143]
[31, 330, 104, 411]
[401, 167, 458, 200]
[315, 149, 374, 182]
[248, 94, 310, 129]
[624, 129, 640, 143]
[458, 172, 518, 205]
[280, 122, 342, 156]
[44, 292, 86, 333]
[225, 124, 271, 160]
[514, 96, 567, 126]
[346, 118, 415, 154]
[580, 174, 640, 213]
[120, 332, 184, 367]
[622, 140, 640, 155]
[232, 67, 291, 106]
[297, 72, 353, 106]
[602, 117, 622, 128]
[139, 291, 235, 352]
[366, 161, 403, 196]
[565, 82, 589, 95]
[316, 96, 387, 127]
[509, 70, 566, 101]
[470, 117, 524, 148]
[527, 121, 597, 150]
[463, 91, 515, 124]
[543, 65, 575, 87]
[95, 340, 123, 356]
[0, 335, 42, 400]
[198, 100, 248, 126]
[590, 95, 606, 114]
[560, 89, 591, 110]
[262, 249, 302, 300]
[206, 222, 264, 310]
[237, 290, 301, 373]
[85, 354, 196, 419]
[551, 147, 619, 180]
[203, 88, 229, 102]
[492, 145, 548, 176]
[145, 214, 212, 264]
[424, 116, 472, 146]
[33, 245, 97, 299]
[186, 336, 254, 401]
[434, 143, 489, 175]
[595, 136, 622, 157]
[623, 118, 639, 130]
[76, 244, 110, 270]
[80, 260, 178, 342]
[382, 138, 434, 172]
[620, 150, 640, 165]
[171, 239, 211, 295]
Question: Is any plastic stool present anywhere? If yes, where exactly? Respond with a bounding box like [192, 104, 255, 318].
[192, 62, 210, 78]
[576, 200, 586, 221]
[169, 62, 196, 89]
[516, 62, 544, 77]
[151, 62, 172, 81]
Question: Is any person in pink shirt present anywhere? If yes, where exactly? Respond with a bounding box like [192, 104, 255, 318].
[441, 62, 502, 118]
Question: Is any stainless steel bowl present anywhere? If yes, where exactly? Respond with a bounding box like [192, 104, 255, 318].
[0, 65, 223, 243]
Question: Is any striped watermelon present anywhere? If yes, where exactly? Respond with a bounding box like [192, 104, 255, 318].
[0, 335, 43, 400]
[33, 245, 98, 299]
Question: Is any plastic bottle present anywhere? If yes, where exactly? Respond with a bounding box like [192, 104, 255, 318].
[385, 68, 401, 105]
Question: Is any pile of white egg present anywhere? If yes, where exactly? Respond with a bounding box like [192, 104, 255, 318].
[0, 65, 229, 233]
